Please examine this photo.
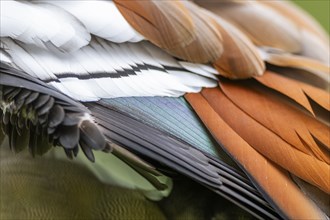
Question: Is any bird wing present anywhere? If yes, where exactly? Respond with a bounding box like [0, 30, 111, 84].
[1, 0, 329, 219]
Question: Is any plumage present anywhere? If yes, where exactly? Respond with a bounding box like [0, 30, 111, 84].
[259, 1, 330, 64]
[114, 0, 224, 63]
[258, 47, 330, 83]
[185, 91, 327, 219]
[201, 84, 329, 193]
[197, 1, 302, 53]
[211, 15, 265, 78]
[42, 0, 143, 43]
[1, 38, 218, 101]
[0, 0, 329, 219]
[255, 71, 330, 115]
[259, 0, 328, 43]
[0, 1, 91, 52]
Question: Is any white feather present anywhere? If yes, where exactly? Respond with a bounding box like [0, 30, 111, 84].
[109, 43, 136, 70]
[142, 42, 181, 68]
[129, 43, 164, 69]
[200, 63, 219, 75]
[58, 78, 100, 101]
[1, 1, 33, 38]
[1, 1, 90, 52]
[1, 37, 219, 100]
[96, 39, 130, 71]
[44, 1, 143, 43]
[178, 62, 219, 80]
[0, 50, 12, 64]
[168, 70, 218, 88]
[1, 38, 46, 79]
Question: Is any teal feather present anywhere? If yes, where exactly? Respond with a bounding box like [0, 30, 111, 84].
[102, 97, 222, 159]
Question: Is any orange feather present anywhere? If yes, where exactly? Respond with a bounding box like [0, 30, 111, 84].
[255, 71, 330, 115]
[200, 86, 329, 194]
[185, 91, 326, 219]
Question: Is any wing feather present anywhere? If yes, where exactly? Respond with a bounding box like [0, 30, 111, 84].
[114, 0, 224, 63]
[219, 79, 330, 164]
[185, 91, 327, 219]
[195, 1, 301, 53]
[255, 71, 330, 115]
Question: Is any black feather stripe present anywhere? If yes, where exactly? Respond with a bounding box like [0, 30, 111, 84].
[40, 64, 189, 83]
[41, 63, 171, 83]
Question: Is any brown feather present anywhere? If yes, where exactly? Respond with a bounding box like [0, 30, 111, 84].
[258, 0, 329, 47]
[114, 0, 223, 63]
[255, 71, 330, 115]
[185, 91, 326, 219]
[168, 2, 224, 63]
[114, 0, 195, 49]
[210, 15, 265, 78]
[219, 79, 330, 161]
[260, 49, 330, 83]
[266, 65, 329, 91]
[195, 1, 302, 53]
[303, 83, 330, 112]
[201, 86, 329, 194]
[114, 0, 265, 78]
[257, 1, 330, 64]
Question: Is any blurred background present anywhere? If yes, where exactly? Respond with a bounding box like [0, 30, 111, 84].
[292, 0, 329, 33]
